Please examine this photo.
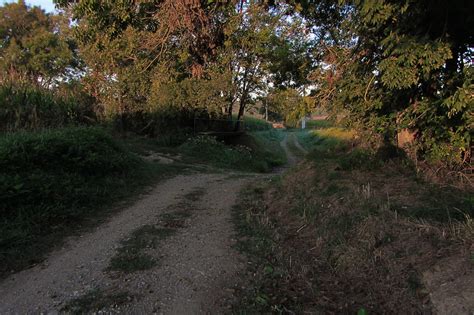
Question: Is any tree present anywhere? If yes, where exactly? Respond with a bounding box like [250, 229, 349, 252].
[297, 0, 473, 169]
[0, 1, 76, 86]
[220, 3, 312, 128]
[266, 88, 308, 126]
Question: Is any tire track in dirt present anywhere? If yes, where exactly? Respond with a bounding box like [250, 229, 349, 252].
[118, 175, 255, 314]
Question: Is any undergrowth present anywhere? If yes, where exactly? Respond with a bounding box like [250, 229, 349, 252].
[62, 288, 131, 314]
[241, 115, 272, 131]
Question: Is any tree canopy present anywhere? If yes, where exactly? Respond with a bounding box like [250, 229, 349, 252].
[0, 0, 77, 86]
[0, 0, 471, 168]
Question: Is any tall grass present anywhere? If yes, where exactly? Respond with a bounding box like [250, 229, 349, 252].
[0, 82, 95, 131]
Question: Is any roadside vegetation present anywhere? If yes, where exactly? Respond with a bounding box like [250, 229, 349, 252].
[233, 123, 473, 313]
[241, 115, 272, 131]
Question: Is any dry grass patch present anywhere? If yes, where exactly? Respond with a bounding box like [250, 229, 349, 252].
[234, 140, 473, 313]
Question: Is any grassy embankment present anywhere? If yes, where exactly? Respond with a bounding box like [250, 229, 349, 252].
[233, 123, 473, 313]
[0, 114, 283, 277]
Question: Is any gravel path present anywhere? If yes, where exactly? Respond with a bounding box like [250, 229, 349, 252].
[0, 172, 256, 314]
[0, 133, 299, 314]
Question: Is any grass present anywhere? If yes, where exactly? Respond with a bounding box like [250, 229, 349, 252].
[0, 123, 283, 276]
[248, 129, 287, 166]
[183, 187, 206, 202]
[61, 288, 131, 314]
[0, 81, 95, 131]
[0, 127, 184, 278]
[107, 187, 204, 273]
[232, 126, 474, 313]
[124, 123, 286, 173]
[108, 225, 176, 273]
[231, 183, 289, 314]
[178, 130, 286, 172]
[241, 115, 272, 131]
[305, 119, 332, 129]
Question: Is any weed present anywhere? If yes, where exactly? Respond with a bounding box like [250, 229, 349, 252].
[159, 211, 190, 228]
[232, 126, 472, 313]
[0, 82, 95, 132]
[109, 252, 157, 272]
[0, 127, 190, 277]
[240, 115, 272, 131]
[407, 271, 422, 294]
[305, 119, 332, 129]
[325, 183, 348, 196]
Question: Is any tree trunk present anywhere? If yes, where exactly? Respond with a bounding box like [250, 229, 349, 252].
[234, 95, 246, 131]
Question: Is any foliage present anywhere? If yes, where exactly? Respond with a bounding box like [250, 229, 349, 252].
[305, 119, 332, 129]
[241, 115, 272, 131]
[301, 0, 473, 169]
[0, 1, 77, 85]
[53, 1, 312, 134]
[266, 88, 311, 126]
[180, 135, 257, 170]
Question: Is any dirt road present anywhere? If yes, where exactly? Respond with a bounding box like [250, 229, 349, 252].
[0, 133, 306, 314]
[0, 173, 256, 313]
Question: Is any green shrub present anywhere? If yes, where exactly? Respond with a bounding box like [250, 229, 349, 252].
[305, 119, 332, 129]
[337, 148, 380, 171]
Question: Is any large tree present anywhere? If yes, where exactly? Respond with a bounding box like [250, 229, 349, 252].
[0, 0, 77, 86]
[299, 0, 473, 169]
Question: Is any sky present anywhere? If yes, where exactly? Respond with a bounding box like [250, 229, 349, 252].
[1, 0, 56, 12]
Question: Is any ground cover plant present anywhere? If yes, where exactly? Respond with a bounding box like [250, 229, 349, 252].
[233, 128, 473, 313]
[107, 187, 205, 273]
